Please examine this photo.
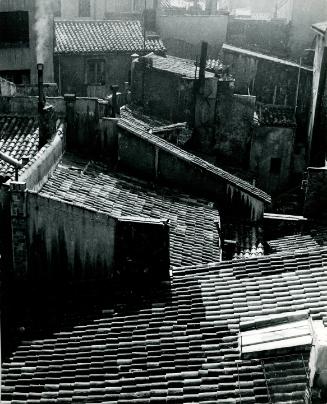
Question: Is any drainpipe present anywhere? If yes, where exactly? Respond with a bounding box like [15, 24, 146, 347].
[110, 85, 119, 118]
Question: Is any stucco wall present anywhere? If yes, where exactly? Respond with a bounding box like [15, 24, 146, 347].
[156, 14, 228, 58]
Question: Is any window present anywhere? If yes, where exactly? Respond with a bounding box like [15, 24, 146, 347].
[0, 70, 30, 85]
[270, 157, 281, 175]
[87, 60, 105, 85]
[0, 11, 29, 48]
[79, 0, 91, 17]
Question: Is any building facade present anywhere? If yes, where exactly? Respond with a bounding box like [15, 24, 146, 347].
[0, 0, 54, 85]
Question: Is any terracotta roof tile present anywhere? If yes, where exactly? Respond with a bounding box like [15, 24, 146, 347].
[0, 115, 39, 179]
[55, 20, 166, 55]
[39, 153, 221, 267]
[3, 247, 327, 403]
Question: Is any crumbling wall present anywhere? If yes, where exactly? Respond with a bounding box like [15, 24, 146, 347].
[27, 193, 116, 282]
[0, 77, 16, 96]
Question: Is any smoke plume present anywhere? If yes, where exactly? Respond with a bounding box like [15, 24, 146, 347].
[34, 0, 52, 64]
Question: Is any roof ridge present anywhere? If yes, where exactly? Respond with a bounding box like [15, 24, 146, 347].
[172, 245, 327, 278]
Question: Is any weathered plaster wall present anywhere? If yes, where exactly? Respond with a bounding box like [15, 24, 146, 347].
[55, 53, 133, 98]
[250, 126, 295, 194]
[156, 14, 228, 58]
[213, 92, 255, 166]
[131, 62, 193, 123]
[27, 193, 116, 282]
[0, 1, 54, 83]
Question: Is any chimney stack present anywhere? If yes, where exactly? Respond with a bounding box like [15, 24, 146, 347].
[37, 64, 56, 149]
[110, 85, 119, 118]
[199, 41, 208, 89]
[37, 63, 45, 113]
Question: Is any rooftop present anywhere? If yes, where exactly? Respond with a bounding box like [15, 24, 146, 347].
[3, 246, 327, 403]
[55, 20, 166, 55]
[39, 153, 221, 267]
[143, 53, 215, 79]
[0, 115, 39, 181]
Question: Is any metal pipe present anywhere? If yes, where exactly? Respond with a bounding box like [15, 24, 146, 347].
[37, 63, 45, 113]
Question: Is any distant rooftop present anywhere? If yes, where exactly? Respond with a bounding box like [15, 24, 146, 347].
[55, 20, 166, 55]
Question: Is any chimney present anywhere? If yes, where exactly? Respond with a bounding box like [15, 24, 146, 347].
[199, 41, 208, 89]
[37, 64, 56, 149]
[110, 85, 119, 118]
[37, 63, 45, 113]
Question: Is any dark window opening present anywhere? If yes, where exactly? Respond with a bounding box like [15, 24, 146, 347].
[0, 70, 30, 85]
[87, 60, 105, 85]
[270, 157, 281, 175]
[79, 0, 91, 17]
[0, 11, 29, 48]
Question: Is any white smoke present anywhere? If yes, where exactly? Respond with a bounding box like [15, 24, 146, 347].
[34, 0, 52, 64]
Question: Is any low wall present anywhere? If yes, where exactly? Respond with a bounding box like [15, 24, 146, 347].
[19, 124, 65, 191]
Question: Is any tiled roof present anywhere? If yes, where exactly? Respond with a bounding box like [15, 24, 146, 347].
[55, 20, 166, 55]
[268, 226, 327, 254]
[4, 247, 327, 403]
[0, 115, 38, 180]
[118, 117, 271, 204]
[145, 53, 215, 79]
[39, 153, 221, 267]
[256, 104, 297, 127]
